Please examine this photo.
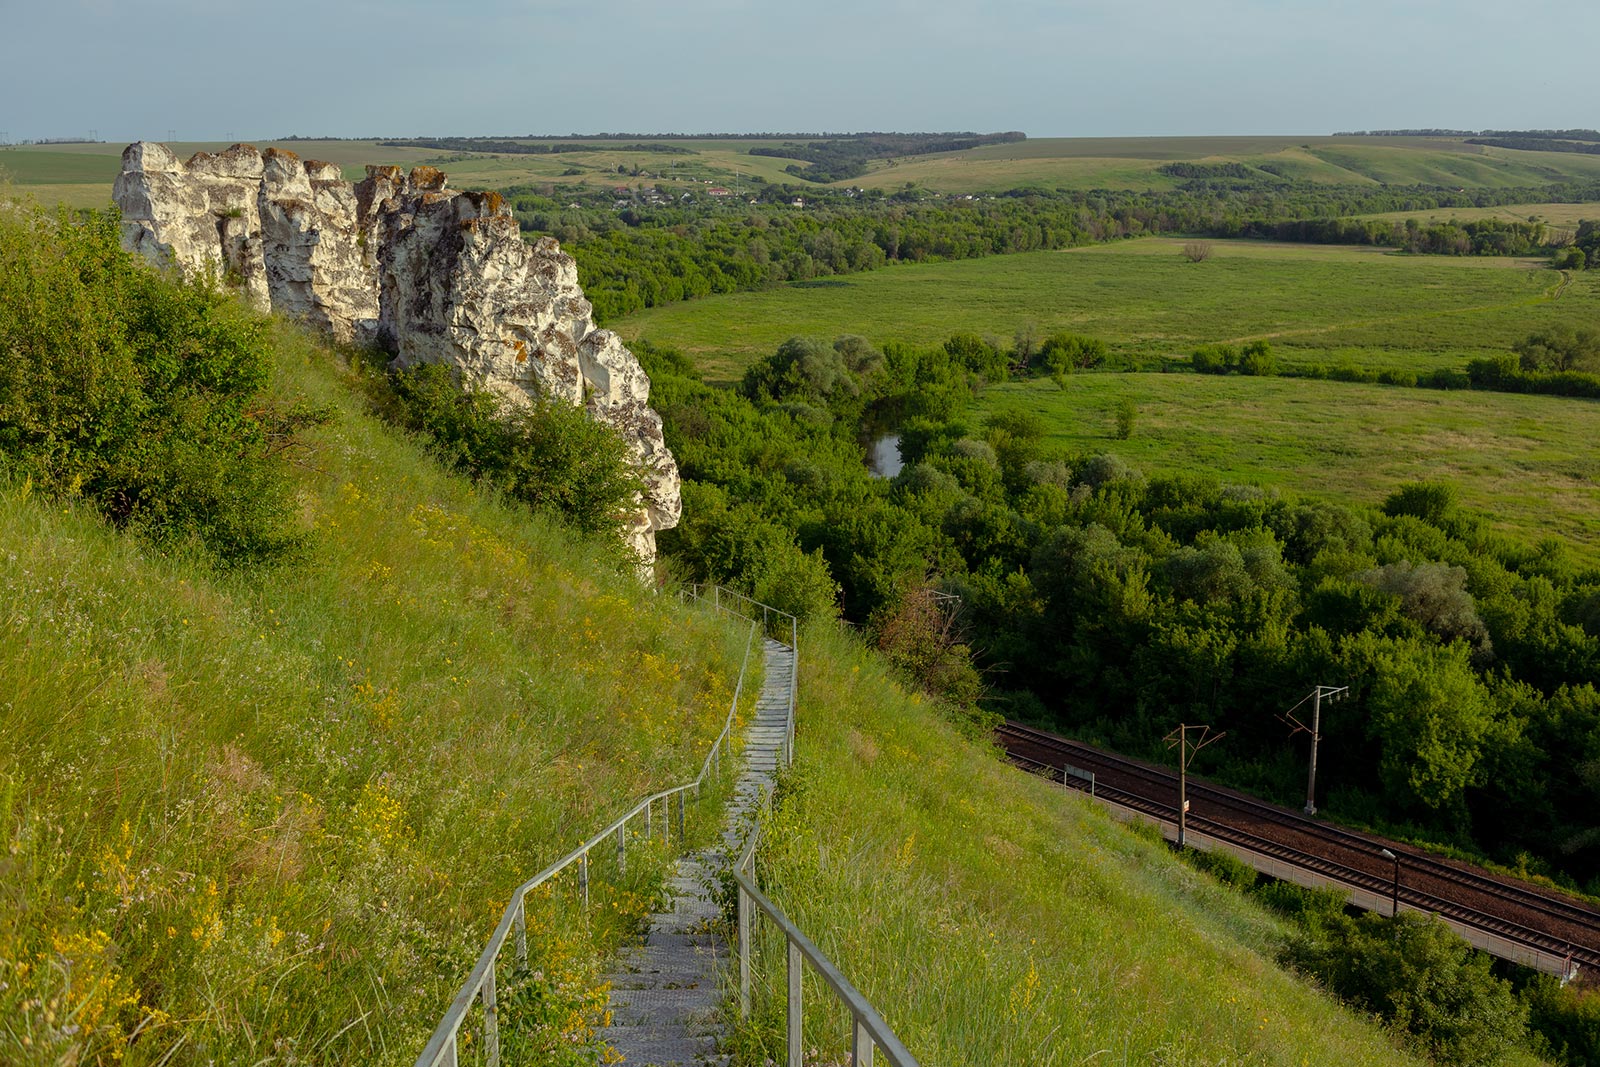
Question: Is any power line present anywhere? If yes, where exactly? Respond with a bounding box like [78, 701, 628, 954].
[1163, 723, 1224, 849]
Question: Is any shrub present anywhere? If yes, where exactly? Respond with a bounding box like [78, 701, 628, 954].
[0, 205, 321, 565]
[387, 362, 642, 542]
[1191, 344, 1237, 374]
[1420, 368, 1470, 390]
[1114, 398, 1138, 440]
[1182, 240, 1215, 262]
[1281, 912, 1527, 1066]
[1183, 846, 1258, 890]
[1237, 340, 1277, 376]
[1039, 332, 1108, 381]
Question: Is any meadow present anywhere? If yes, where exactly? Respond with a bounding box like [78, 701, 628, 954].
[0, 308, 756, 1065]
[614, 237, 1598, 383]
[842, 135, 1600, 192]
[0, 136, 801, 210]
[13, 131, 1600, 209]
[971, 373, 1600, 561]
[1356, 201, 1600, 228]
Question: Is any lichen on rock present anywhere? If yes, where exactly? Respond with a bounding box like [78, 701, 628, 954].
[114, 142, 681, 572]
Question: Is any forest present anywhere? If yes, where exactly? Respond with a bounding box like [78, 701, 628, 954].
[511, 180, 1600, 322]
[641, 333, 1600, 897]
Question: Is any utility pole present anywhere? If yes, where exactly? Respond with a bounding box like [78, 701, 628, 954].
[1380, 848, 1400, 917]
[1281, 685, 1348, 816]
[1164, 723, 1224, 849]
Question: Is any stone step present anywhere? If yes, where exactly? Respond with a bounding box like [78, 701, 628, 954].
[600, 621, 795, 1066]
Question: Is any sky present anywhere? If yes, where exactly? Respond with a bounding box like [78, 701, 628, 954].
[1, 0, 1595, 143]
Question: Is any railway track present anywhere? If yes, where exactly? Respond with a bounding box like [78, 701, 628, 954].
[996, 720, 1600, 972]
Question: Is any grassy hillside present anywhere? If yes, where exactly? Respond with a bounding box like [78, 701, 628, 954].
[13, 132, 1600, 209]
[845, 135, 1600, 193]
[733, 624, 1499, 1066]
[0, 313, 752, 1065]
[613, 238, 1597, 382]
[1356, 201, 1600, 228]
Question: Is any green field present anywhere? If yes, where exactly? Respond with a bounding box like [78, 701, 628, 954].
[12, 132, 1600, 210]
[972, 374, 1600, 559]
[848, 135, 1600, 192]
[0, 137, 799, 210]
[614, 238, 1598, 383]
[1356, 200, 1600, 228]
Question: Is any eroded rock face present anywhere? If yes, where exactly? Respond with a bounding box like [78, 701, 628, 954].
[114, 142, 681, 571]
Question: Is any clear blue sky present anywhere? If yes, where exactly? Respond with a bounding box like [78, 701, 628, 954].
[1, 0, 1593, 143]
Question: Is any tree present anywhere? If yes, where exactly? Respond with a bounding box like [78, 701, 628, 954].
[1358, 559, 1491, 656]
[1513, 326, 1600, 373]
[1359, 636, 1495, 811]
[1114, 398, 1137, 440]
[1282, 911, 1527, 1066]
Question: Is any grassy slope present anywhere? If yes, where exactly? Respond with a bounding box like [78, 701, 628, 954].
[971, 374, 1600, 564]
[14, 133, 1600, 206]
[613, 238, 1598, 382]
[0, 320, 751, 1065]
[740, 625, 1459, 1066]
[1355, 201, 1600, 227]
[847, 136, 1600, 193]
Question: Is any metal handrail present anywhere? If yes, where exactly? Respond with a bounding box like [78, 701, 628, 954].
[732, 819, 919, 1067]
[688, 583, 799, 769]
[414, 613, 760, 1067]
[696, 583, 918, 1067]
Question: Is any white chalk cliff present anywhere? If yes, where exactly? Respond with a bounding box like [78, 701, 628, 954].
[114, 142, 680, 570]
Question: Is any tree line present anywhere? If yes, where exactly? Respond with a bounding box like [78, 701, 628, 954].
[641, 333, 1600, 901]
[510, 179, 1600, 323]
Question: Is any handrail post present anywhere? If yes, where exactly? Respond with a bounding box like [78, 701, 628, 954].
[738, 882, 752, 1018]
[787, 938, 803, 1067]
[677, 790, 686, 838]
[512, 896, 528, 971]
[853, 1015, 874, 1067]
[645, 799, 653, 840]
[482, 963, 500, 1067]
[579, 850, 590, 912]
[618, 818, 627, 875]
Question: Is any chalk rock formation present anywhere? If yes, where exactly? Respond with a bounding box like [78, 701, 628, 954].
[114, 142, 680, 569]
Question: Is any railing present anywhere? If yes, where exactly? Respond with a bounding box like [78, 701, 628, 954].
[690, 586, 919, 1067]
[686, 583, 798, 768]
[414, 614, 760, 1067]
[731, 819, 920, 1067]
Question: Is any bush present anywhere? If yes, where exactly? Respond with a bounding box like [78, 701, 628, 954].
[1191, 344, 1237, 374]
[1114, 398, 1138, 440]
[1281, 912, 1527, 1066]
[1237, 340, 1277, 376]
[1183, 846, 1258, 890]
[0, 205, 321, 565]
[386, 362, 642, 542]
[1420, 367, 1471, 390]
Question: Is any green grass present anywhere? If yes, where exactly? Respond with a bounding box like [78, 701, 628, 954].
[730, 624, 1465, 1066]
[846, 135, 1600, 193]
[1355, 201, 1600, 228]
[0, 316, 755, 1065]
[971, 373, 1600, 561]
[613, 237, 1599, 383]
[18, 133, 1600, 209]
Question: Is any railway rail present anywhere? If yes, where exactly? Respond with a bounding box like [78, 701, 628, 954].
[995, 720, 1600, 973]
